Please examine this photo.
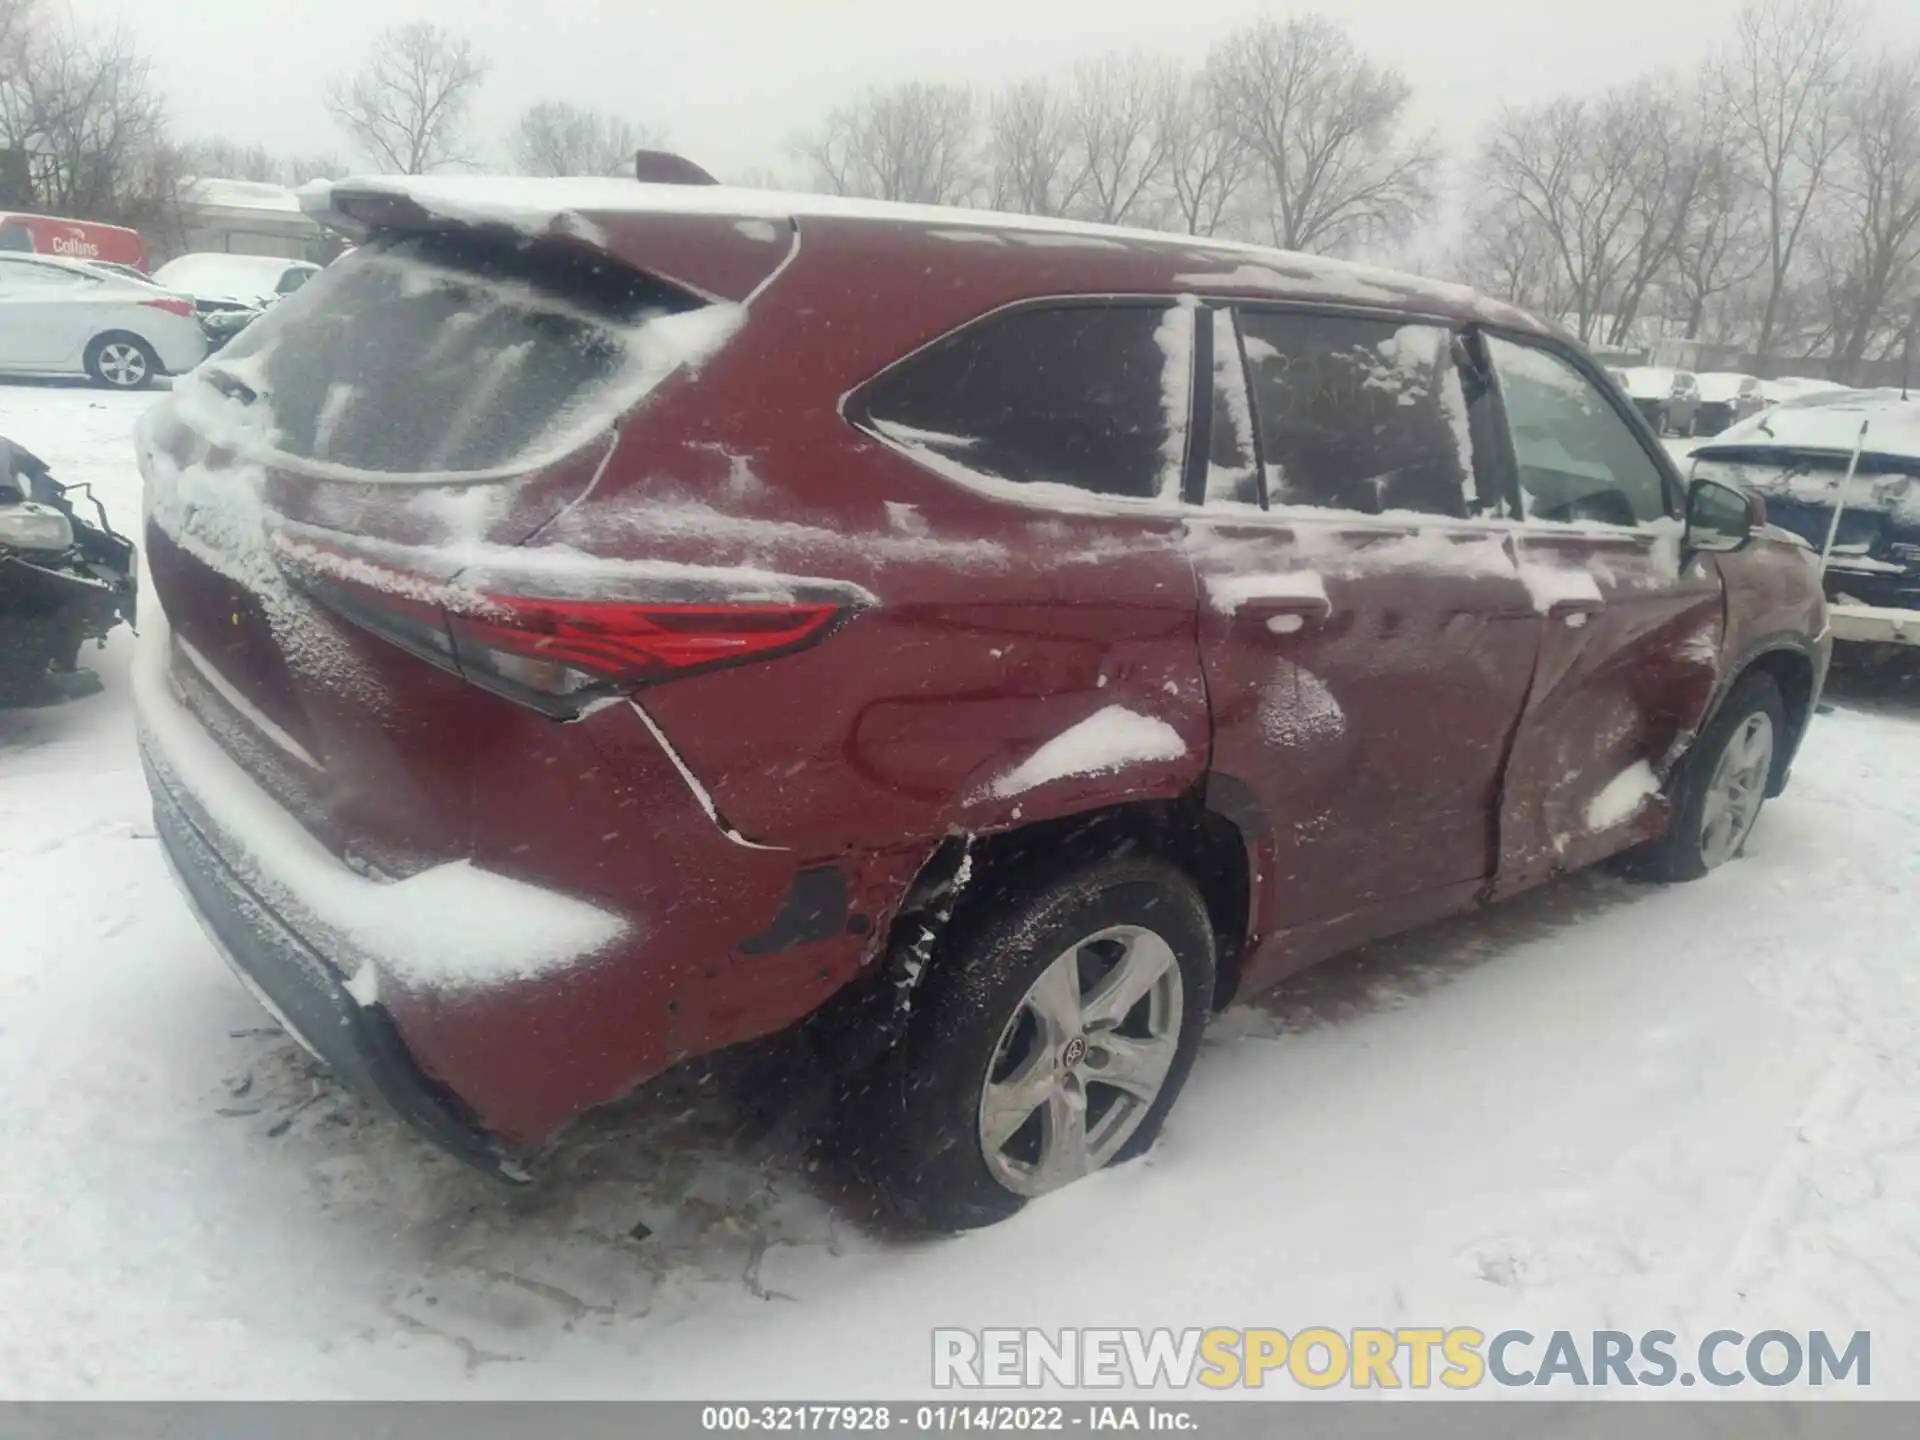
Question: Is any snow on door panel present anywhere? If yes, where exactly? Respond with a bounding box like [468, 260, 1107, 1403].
[1191, 309, 1540, 981]
[1483, 335, 1723, 890]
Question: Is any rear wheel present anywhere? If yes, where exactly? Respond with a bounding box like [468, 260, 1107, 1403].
[844, 856, 1215, 1231]
[84, 333, 158, 390]
[1621, 672, 1784, 882]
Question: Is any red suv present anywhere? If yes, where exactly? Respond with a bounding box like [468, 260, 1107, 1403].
[135, 175, 1830, 1230]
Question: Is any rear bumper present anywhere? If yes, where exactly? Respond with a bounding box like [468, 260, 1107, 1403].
[147, 755, 521, 1178]
[1829, 602, 1919, 647]
[149, 317, 210, 375]
[1693, 402, 1734, 434]
[132, 603, 883, 1152]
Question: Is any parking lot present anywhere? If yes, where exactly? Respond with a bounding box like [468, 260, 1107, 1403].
[3, 382, 1918, 1397]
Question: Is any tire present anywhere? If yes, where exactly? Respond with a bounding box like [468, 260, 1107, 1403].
[1621, 671, 1785, 883]
[843, 856, 1216, 1231]
[84, 333, 159, 390]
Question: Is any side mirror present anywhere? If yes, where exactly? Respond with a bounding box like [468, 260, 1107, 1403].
[1685, 476, 1764, 553]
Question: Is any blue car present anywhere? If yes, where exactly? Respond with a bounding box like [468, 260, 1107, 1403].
[1690, 391, 1920, 650]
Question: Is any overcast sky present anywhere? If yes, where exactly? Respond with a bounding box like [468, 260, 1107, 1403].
[66, 0, 1920, 184]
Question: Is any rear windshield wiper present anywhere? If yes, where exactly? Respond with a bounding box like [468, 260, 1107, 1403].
[203, 368, 259, 406]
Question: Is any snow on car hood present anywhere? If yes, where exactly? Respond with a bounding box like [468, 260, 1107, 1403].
[1702, 393, 1920, 462]
[1618, 368, 1679, 399]
[152, 254, 295, 305]
[1693, 373, 1755, 404]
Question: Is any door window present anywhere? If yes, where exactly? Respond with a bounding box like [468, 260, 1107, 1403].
[1235, 310, 1480, 519]
[1485, 336, 1672, 527]
[0, 262, 87, 291]
[853, 303, 1191, 503]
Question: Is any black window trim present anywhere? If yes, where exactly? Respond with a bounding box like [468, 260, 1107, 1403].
[1191, 302, 1272, 511]
[1182, 303, 1214, 506]
[1475, 324, 1688, 526]
[842, 292, 1201, 517]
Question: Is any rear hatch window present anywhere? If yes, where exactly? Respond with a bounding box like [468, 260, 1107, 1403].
[200, 228, 735, 479]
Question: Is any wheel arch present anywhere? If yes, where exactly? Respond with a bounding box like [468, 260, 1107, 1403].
[1722, 641, 1817, 795]
[891, 786, 1257, 1015]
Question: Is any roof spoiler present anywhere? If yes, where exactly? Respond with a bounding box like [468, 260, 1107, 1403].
[634, 151, 719, 186]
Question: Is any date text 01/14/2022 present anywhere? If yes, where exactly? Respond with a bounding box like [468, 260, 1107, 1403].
[698, 1404, 1200, 1431]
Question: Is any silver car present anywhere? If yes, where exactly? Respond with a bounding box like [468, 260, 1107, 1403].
[0, 253, 207, 389]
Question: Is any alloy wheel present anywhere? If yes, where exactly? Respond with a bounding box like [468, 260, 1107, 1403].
[977, 924, 1184, 1197]
[1699, 711, 1774, 869]
[98, 342, 149, 387]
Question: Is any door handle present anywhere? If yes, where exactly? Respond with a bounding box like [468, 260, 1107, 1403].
[1547, 597, 1605, 628]
[1236, 595, 1334, 635]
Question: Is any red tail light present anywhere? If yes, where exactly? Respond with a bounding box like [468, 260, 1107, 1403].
[141, 296, 195, 319]
[448, 597, 843, 716]
[272, 534, 854, 720]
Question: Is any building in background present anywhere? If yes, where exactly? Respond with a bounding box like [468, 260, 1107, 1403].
[164, 178, 332, 265]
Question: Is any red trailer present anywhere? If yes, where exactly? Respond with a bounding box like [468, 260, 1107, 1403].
[0, 212, 150, 271]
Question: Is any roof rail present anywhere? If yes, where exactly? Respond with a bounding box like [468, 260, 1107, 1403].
[633, 151, 719, 186]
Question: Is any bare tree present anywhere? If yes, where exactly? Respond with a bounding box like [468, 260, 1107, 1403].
[0, 0, 38, 206]
[729, 164, 790, 190]
[325, 22, 487, 174]
[509, 100, 664, 177]
[1812, 49, 1920, 380]
[1066, 52, 1176, 225]
[0, 0, 32, 74]
[1713, 0, 1858, 359]
[986, 77, 1083, 216]
[0, 17, 176, 225]
[1157, 66, 1253, 237]
[1478, 79, 1707, 346]
[1212, 15, 1438, 254]
[285, 152, 351, 186]
[1459, 193, 1568, 315]
[179, 138, 281, 183]
[178, 139, 350, 188]
[796, 80, 979, 206]
[1670, 128, 1766, 340]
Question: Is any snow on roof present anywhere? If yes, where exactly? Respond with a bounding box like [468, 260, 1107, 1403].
[1695, 372, 1759, 402]
[181, 178, 306, 214]
[1618, 366, 1680, 397]
[1701, 391, 1920, 460]
[299, 173, 1547, 330]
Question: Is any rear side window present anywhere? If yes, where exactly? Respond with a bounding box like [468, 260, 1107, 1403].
[0, 262, 87, 290]
[853, 303, 1190, 502]
[207, 230, 711, 476]
[1236, 310, 1476, 518]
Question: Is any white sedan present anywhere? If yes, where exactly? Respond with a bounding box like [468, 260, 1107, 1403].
[0, 253, 207, 389]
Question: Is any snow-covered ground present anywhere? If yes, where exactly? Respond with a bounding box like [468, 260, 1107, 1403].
[3, 384, 1918, 1398]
